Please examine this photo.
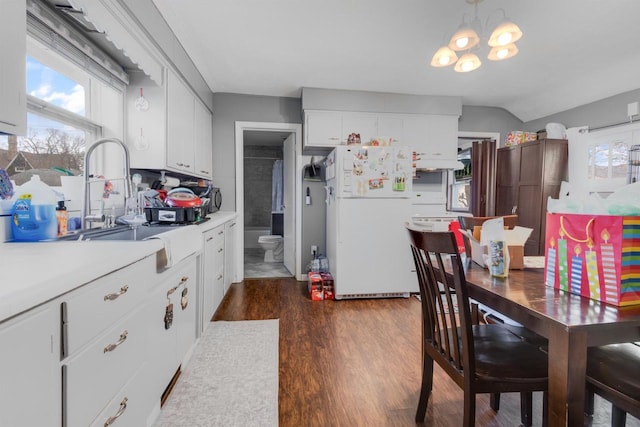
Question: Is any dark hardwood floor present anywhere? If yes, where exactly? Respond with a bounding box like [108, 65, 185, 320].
[213, 278, 637, 427]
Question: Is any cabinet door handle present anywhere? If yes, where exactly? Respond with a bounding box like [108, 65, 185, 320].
[218, 248, 223, 253]
[104, 397, 128, 426]
[206, 236, 214, 242]
[176, 162, 184, 167]
[104, 330, 128, 353]
[217, 274, 223, 280]
[229, 222, 236, 228]
[218, 230, 224, 235]
[104, 285, 129, 301]
[200, 170, 210, 174]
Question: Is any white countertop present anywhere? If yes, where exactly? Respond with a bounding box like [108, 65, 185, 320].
[0, 211, 237, 323]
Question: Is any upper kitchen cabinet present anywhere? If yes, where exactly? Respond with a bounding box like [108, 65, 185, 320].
[304, 111, 342, 147]
[341, 114, 378, 144]
[166, 71, 195, 174]
[303, 109, 458, 160]
[301, 88, 461, 154]
[406, 114, 458, 161]
[194, 98, 213, 178]
[127, 69, 213, 179]
[0, 0, 27, 136]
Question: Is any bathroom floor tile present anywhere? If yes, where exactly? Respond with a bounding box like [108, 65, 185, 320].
[244, 248, 291, 279]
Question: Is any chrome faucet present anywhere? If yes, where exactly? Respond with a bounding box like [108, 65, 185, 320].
[81, 137, 133, 229]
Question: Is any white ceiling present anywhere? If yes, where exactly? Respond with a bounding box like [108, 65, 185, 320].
[151, 0, 640, 122]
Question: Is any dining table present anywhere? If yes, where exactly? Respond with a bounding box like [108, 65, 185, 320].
[460, 261, 640, 426]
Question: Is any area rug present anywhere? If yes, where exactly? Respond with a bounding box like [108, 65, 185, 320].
[153, 319, 279, 427]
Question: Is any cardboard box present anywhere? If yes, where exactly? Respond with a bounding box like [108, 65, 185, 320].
[462, 226, 532, 270]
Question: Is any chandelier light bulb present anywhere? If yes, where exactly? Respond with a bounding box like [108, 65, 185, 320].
[497, 32, 512, 45]
[488, 21, 523, 47]
[487, 43, 519, 61]
[454, 53, 481, 72]
[448, 27, 480, 51]
[456, 37, 469, 49]
[430, 46, 458, 67]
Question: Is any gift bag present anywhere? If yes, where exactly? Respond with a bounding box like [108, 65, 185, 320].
[544, 213, 640, 306]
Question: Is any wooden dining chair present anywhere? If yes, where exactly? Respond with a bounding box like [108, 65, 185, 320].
[585, 342, 640, 426]
[406, 226, 548, 427]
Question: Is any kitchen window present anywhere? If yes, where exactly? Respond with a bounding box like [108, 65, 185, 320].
[1, 4, 127, 184]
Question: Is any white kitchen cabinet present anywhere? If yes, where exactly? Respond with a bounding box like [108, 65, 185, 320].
[377, 115, 404, 145]
[224, 219, 237, 292]
[127, 69, 213, 179]
[90, 364, 154, 427]
[341, 114, 377, 144]
[407, 114, 458, 160]
[61, 255, 155, 427]
[147, 255, 199, 398]
[64, 305, 148, 427]
[167, 69, 195, 174]
[194, 97, 213, 178]
[202, 225, 225, 332]
[0, 0, 26, 135]
[0, 303, 60, 427]
[304, 111, 342, 147]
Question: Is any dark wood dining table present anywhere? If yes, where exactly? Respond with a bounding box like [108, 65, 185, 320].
[461, 262, 640, 427]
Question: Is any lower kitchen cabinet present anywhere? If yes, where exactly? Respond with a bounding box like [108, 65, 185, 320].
[0, 303, 60, 427]
[202, 225, 225, 332]
[147, 255, 199, 399]
[224, 219, 238, 292]
[63, 305, 149, 427]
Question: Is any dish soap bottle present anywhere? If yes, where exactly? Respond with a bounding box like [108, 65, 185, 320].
[11, 175, 58, 241]
[56, 200, 68, 237]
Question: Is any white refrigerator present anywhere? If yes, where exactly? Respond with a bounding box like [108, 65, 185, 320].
[325, 145, 418, 299]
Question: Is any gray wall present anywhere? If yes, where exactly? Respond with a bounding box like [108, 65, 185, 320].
[523, 88, 640, 132]
[459, 105, 523, 147]
[211, 93, 302, 212]
[300, 164, 327, 272]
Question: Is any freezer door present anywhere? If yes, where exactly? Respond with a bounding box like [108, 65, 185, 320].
[330, 198, 418, 298]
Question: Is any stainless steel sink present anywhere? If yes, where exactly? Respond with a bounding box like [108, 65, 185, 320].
[59, 224, 173, 241]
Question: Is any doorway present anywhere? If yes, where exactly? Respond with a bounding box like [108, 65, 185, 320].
[457, 131, 500, 216]
[234, 122, 303, 282]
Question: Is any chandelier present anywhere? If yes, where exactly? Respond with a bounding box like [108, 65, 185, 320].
[430, 0, 522, 73]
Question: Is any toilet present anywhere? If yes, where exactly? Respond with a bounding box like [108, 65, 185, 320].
[258, 235, 284, 262]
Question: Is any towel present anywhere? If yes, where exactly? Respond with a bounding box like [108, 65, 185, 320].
[144, 225, 203, 267]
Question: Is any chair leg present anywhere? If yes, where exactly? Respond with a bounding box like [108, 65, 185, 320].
[520, 392, 533, 426]
[463, 393, 476, 427]
[490, 393, 500, 411]
[612, 405, 627, 427]
[415, 355, 434, 422]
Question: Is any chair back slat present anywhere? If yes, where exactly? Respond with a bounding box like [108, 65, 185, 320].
[407, 227, 475, 375]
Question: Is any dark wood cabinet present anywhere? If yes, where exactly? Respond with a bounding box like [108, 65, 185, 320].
[495, 139, 568, 255]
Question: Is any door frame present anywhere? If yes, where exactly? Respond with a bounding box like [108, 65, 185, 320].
[234, 121, 303, 281]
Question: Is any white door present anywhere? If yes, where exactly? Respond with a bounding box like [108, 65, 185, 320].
[283, 134, 295, 274]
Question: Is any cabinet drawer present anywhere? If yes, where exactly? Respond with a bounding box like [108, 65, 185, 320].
[204, 225, 225, 248]
[90, 363, 155, 427]
[64, 305, 148, 427]
[63, 256, 155, 356]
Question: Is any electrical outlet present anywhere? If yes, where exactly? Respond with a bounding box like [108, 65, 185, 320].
[311, 245, 318, 256]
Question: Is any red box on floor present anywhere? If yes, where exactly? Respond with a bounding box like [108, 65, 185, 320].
[308, 272, 324, 300]
[321, 272, 334, 300]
